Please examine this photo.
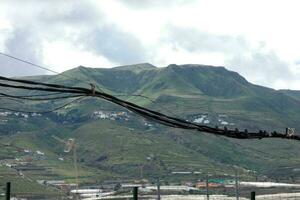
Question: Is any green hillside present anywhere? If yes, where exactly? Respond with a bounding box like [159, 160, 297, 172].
[1, 63, 300, 191]
[280, 89, 300, 101]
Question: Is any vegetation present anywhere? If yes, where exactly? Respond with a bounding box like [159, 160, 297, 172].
[1, 63, 300, 191]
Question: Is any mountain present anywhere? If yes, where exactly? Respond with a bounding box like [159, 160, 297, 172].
[280, 89, 300, 101]
[1, 63, 300, 191]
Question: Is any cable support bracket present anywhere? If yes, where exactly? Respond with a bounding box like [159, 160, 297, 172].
[90, 83, 96, 96]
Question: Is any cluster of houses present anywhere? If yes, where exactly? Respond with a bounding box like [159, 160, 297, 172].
[0, 147, 46, 169]
[0, 111, 42, 123]
[192, 114, 235, 126]
[92, 110, 130, 121]
[193, 115, 210, 124]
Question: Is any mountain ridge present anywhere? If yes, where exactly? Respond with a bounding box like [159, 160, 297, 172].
[1, 63, 300, 185]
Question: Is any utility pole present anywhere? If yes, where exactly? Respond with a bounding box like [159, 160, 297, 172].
[235, 169, 239, 200]
[133, 187, 138, 200]
[206, 175, 209, 200]
[73, 142, 79, 193]
[157, 177, 161, 200]
[6, 182, 10, 200]
[52, 136, 78, 199]
[251, 191, 255, 200]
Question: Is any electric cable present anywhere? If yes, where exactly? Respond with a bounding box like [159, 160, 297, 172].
[0, 52, 177, 113]
[0, 92, 84, 101]
[0, 51, 105, 91]
[0, 76, 299, 141]
[0, 96, 86, 114]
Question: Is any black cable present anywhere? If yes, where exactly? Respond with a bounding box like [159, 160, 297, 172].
[0, 75, 89, 92]
[115, 93, 179, 117]
[0, 92, 85, 101]
[0, 82, 86, 94]
[10, 92, 66, 98]
[0, 51, 106, 91]
[0, 52, 205, 119]
[0, 96, 86, 114]
[1, 68, 178, 116]
[0, 52, 60, 75]
[0, 77, 173, 121]
[6, 83, 285, 137]
[0, 81, 270, 134]
[0, 76, 299, 141]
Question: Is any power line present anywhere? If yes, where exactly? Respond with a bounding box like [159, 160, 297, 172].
[0, 75, 298, 141]
[6, 92, 68, 98]
[0, 51, 105, 91]
[115, 94, 179, 117]
[0, 83, 82, 95]
[0, 52, 179, 113]
[0, 51, 172, 99]
[0, 96, 86, 114]
[0, 51, 60, 75]
[0, 92, 84, 101]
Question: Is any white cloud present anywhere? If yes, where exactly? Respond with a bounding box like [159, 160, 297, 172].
[0, 0, 299, 89]
[152, 44, 226, 67]
[42, 41, 116, 71]
[226, 49, 295, 89]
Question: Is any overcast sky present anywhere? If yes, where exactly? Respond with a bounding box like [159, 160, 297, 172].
[0, 0, 300, 90]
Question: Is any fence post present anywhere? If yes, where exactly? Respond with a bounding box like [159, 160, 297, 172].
[133, 186, 138, 200]
[206, 175, 209, 200]
[235, 170, 239, 200]
[157, 178, 161, 200]
[6, 182, 11, 200]
[251, 191, 255, 200]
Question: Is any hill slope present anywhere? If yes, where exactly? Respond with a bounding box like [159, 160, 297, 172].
[1, 63, 300, 187]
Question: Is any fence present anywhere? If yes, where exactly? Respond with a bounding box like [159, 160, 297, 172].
[3, 182, 300, 200]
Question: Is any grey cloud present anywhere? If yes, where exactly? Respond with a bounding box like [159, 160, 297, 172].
[161, 25, 296, 88]
[40, 0, 147, 64]
[0, 0, 149, 77]
[0, 28, 45, 77]
[0, 0, 146, 75]
[0, 0, 109, 76]
[37, 1, 102, 26]
[226, 51, 294, 87]
[79, 26, 146, 64]
[0, 1, 89, 77]
[37, 1, 147, 64]
[162, 25, 249, 54]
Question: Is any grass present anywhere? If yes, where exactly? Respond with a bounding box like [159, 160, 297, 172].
[1, 63, 300, 186]
[0, 166, 61, 199]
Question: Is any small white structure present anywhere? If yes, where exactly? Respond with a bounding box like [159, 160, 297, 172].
[24, 149, 31, 153]
[203, 119, 210, 124]
[36, 150, 45, 156]
[145, 185, 199, 191]
[240, 181, 300, 188]
[172, 171, 192, 174]
[71, 189, 102, 194]
[221, 121, 229, 125]
[80, 192, 114, 198]
[21, 114, 29, 118]
[193, 115, 206, 123]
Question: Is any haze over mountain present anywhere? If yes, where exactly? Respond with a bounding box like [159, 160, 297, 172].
[1, 63, 300, 185]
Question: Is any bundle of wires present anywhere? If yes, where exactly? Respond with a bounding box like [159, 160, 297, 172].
[0, 75, 299, 141]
